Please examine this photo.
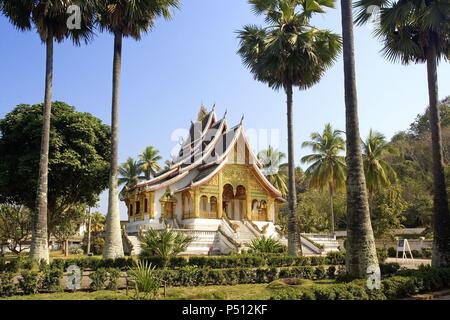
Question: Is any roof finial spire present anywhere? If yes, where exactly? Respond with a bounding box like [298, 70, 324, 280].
[212, 104, 216, 111]
[197, 104, 208, 121]
[223, 109, 228, 118]
[240, 114, 245, 125]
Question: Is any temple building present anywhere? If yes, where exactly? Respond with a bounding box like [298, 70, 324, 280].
[121, 106, 325, 255]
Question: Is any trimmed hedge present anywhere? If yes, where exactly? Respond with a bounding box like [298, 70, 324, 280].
[156, 265, 332, 287]
[48, 252, 344, 271]
[50, 257, 134, 271]
[271, 266, 450, 300]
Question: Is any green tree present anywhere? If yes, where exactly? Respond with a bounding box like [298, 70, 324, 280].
[340, 0, 379, 278]
[237, 0, 342, 256]
[258, 146, 288, 197]
[0, 102, 111, 244]
[96, 0, 180, 259]
[1, 0, 97, 263]
[139, 146, 162, 180]
[0, 204, 32, 254]
[301, 123, 346, 234]
[355, 0, 450, 267]
[370, 186, 405, 240]
[363, 129, 397, 197]
[53, 204, 86, 257]
[119, 157, 145, 191]
[139, 229, 193, 268]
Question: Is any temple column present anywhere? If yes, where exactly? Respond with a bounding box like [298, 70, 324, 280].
[267, 197, 274, 222]
[150, 192, 155, 219]
[246, 180, 252, 221]
[218, 172, 223, 219]
[194, 188, 200, 218]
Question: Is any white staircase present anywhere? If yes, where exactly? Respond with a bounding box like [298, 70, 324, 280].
[231, 220, 258, 246]
[124, 234, 141, 256]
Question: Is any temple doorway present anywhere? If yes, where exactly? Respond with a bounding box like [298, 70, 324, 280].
[222, 184, 247, 220]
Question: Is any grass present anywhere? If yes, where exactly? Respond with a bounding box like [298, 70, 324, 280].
[0, 279, 336, 300]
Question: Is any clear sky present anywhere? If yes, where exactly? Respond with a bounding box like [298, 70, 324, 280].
[1, 1, 449, 218]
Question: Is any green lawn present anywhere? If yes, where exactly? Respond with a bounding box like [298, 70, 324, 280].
[1, 279, 335, 300]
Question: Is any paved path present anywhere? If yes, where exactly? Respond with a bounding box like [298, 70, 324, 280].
[385, 257, 431, 269]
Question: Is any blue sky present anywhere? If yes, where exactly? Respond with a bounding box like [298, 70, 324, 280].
[1, 1, 449, 218]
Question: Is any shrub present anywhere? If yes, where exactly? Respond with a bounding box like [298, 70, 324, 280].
[387, 247, 396, 258]
[139, 229, 194, 267]
[248, 236, 286, 254]
[380, 263, 401, 277]
[314, 266, 326, 279]
[421, 248, 432, 259]
[325, 251, 345, 265]
[106, 268, 121, 290]
[0, 272, 17, 297]
[18, 271, 41, 295]
[91, 237, 105, 255]
[40, 267, 63, 293]
[377, 248, 388, 263]
[327, 266, 336, 279]
[69, 246, 84, 255]
[89, 268, 108, 291]
[128, 260, 161, 300]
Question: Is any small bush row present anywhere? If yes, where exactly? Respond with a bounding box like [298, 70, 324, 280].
[156, 265, 333, 287]
[0, 267, 63, 297]
[50, 257, 134, 271]
[386, 247, 432, 259]
[271, 266, 450, 300]
[141, 252, 345, 270]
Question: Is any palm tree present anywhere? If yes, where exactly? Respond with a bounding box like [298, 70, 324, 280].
[96, 0, 180, 259]
[119, 157, 145, 191]
[140, 146, 162, 180]
[340, 0, 379, 278]
[139, 229, 194, 267]
[237, 0, 342, 256]
[355, 0, 450, 267]
[1, 0, 96, 263]
[258, 146, 288, 197]
[301, 123, 346, 235]
[362, 129, 397, 197]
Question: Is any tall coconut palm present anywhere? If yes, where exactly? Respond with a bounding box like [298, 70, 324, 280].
[301, 123, 346, 235]
[340, 0, 379, 278]
[238, 0, 342, 256]
[355, 0, 450, 267]
[362, 129, 397, 197]
[1, 0, 96, 263]
[140, 146, 162, 180]
[119, 157, 145, 190]
[258, 146, 288, 197]
[96, 0, 180, 259]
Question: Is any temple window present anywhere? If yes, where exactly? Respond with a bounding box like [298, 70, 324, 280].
[200, 195, 208, 216]
[182, 191, 193, 219]
[135, 201, 140, 215]
[129, 204, 133, 217]
[144, 198, 148, 213]
[260, 200, 268, 221]
[210, 196, 218, 218]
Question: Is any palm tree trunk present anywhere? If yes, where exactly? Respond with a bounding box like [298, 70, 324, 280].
[285, 83, 300, 256]
[329, 185, 335, 235]
[103, 31, 125, 259]
[30, 29, 54, 264]
[426, 45, 450, 268]
[341, 0, 378, 278]
[87, 207, 92, 255]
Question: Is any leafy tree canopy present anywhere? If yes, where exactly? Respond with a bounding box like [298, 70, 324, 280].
[0, 102, 111, 237]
